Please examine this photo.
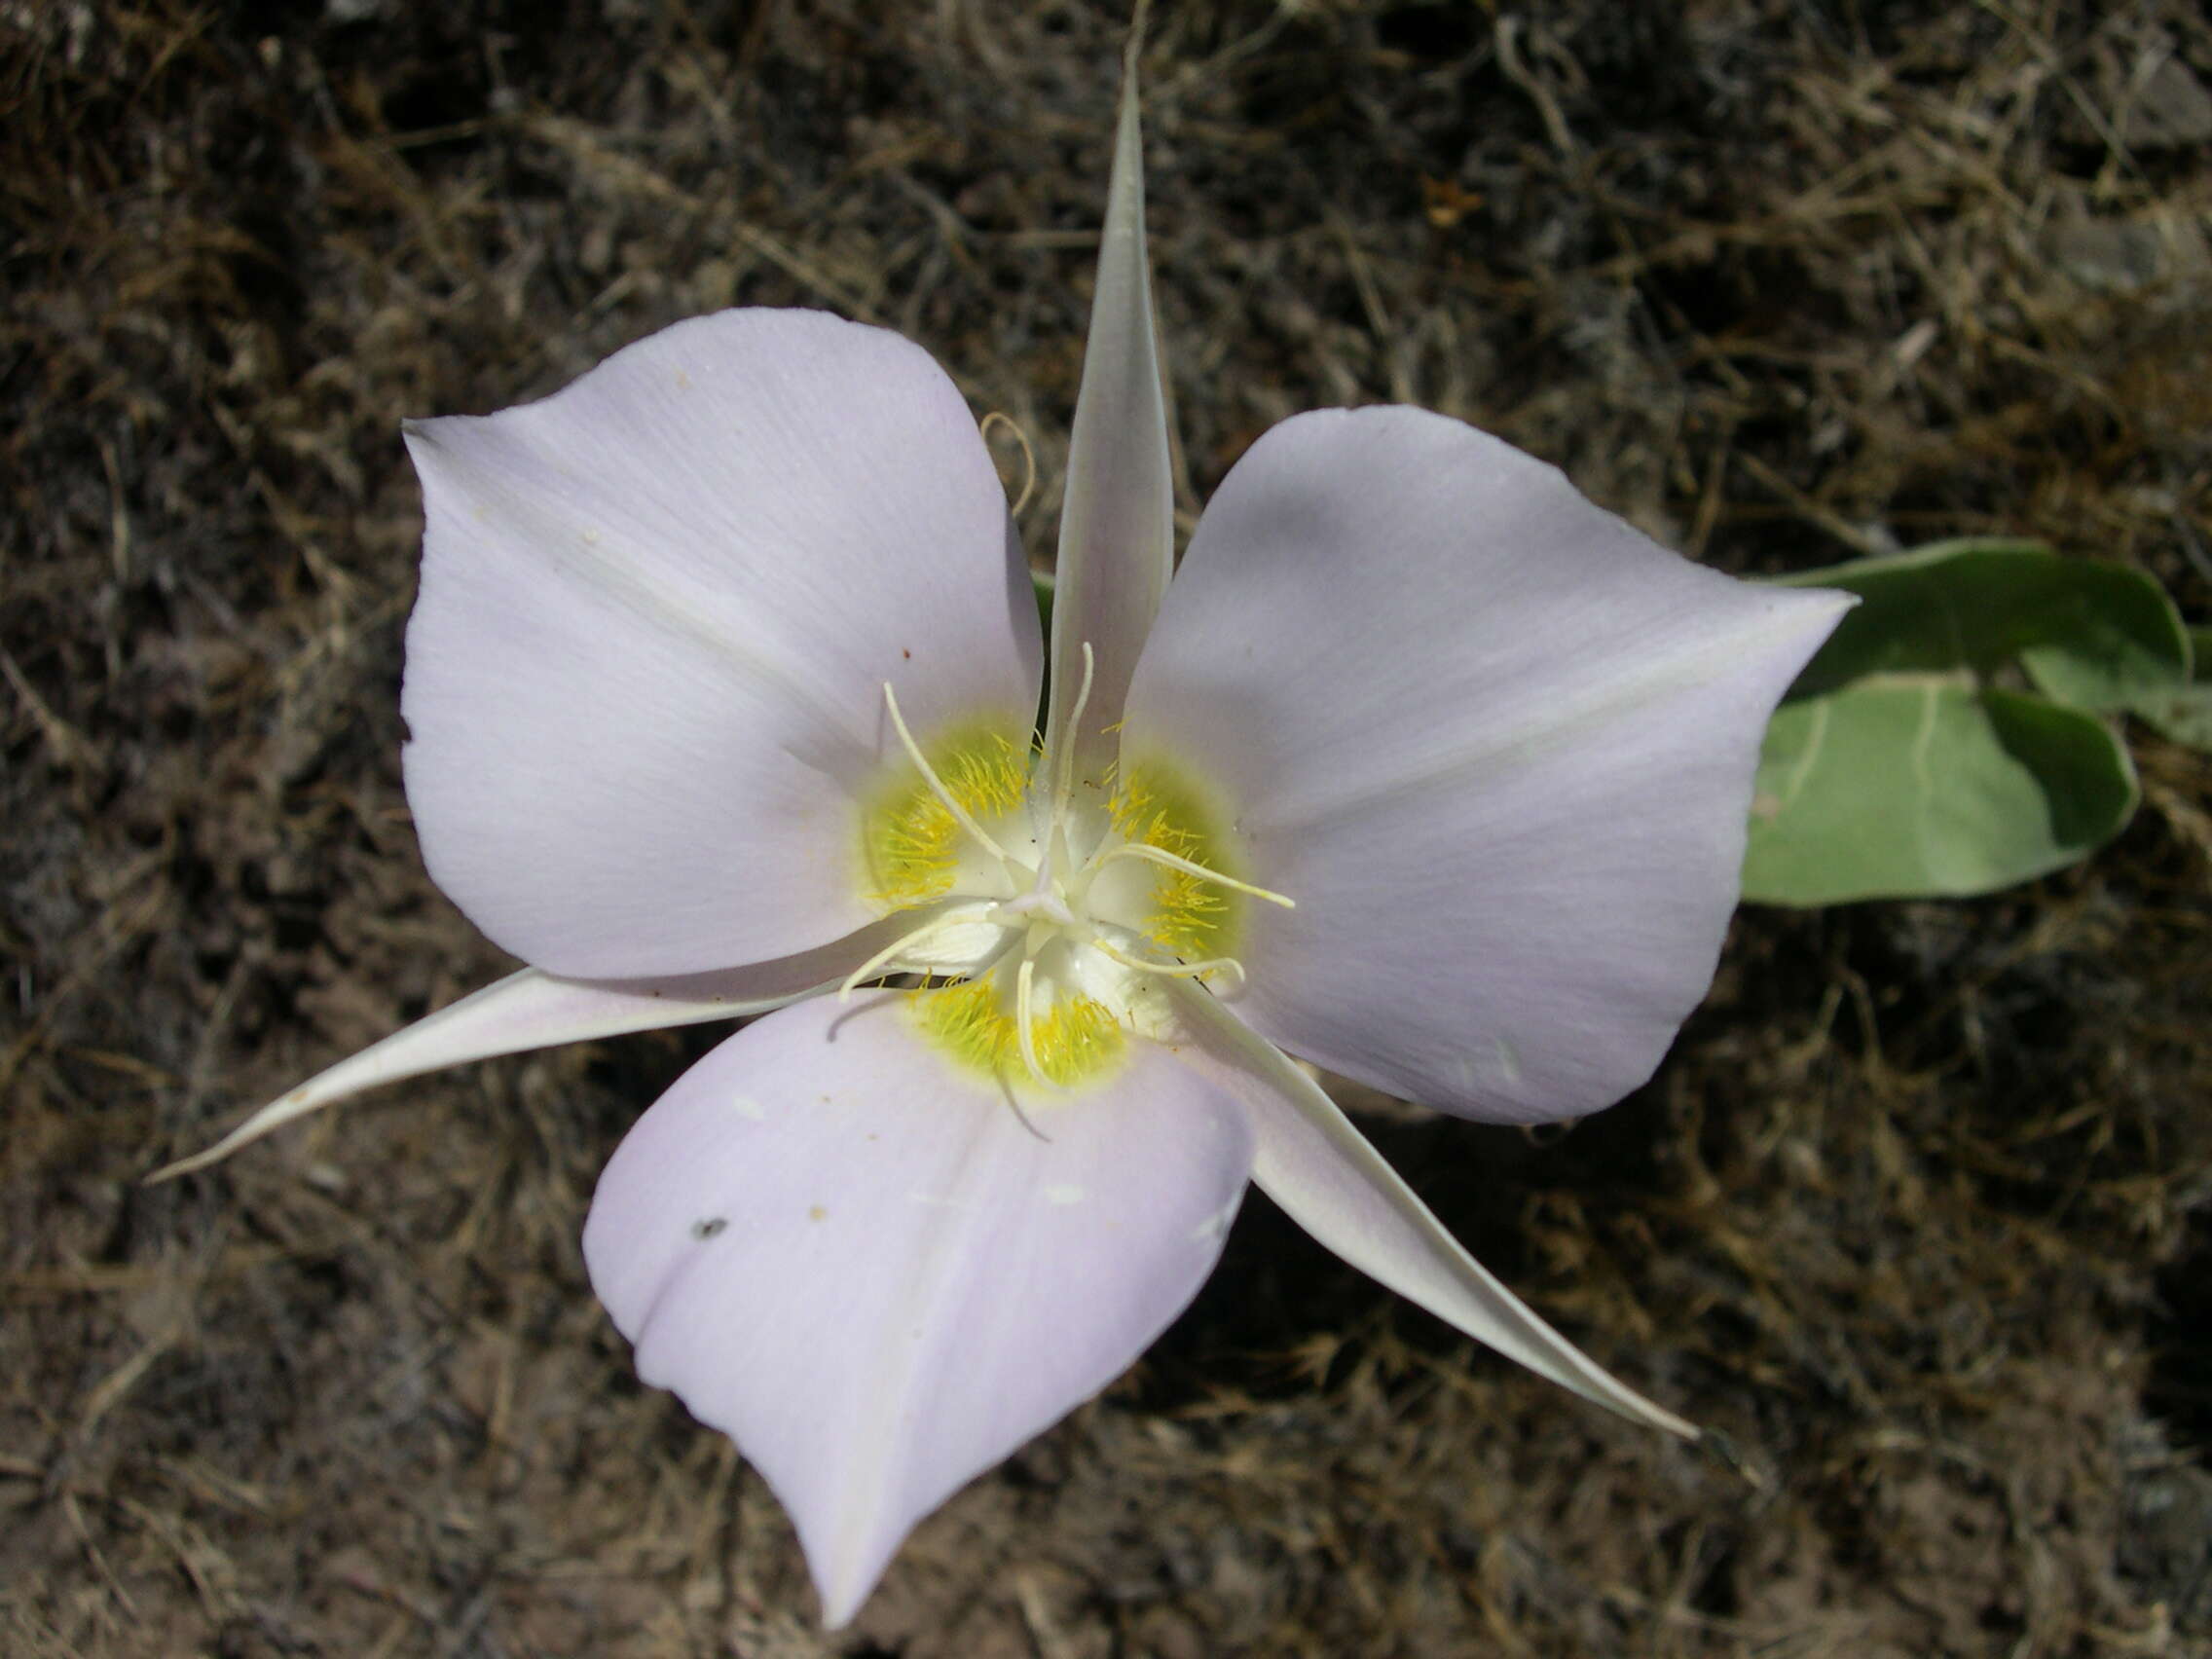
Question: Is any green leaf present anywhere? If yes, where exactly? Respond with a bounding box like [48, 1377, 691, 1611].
[2128, 624, 2212, 750]
[1770, 537, 2189, 708]
[1742, 680, 2140, 903]
[1744, 538, 2181, 903]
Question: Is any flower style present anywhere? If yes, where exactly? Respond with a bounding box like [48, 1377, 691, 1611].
[168, 65, 1849, 1627]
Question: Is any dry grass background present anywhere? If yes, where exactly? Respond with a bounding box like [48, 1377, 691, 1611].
[6, 0, 2212, 1653]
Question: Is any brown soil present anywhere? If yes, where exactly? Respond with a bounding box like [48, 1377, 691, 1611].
[6, 2, 2210, 1654]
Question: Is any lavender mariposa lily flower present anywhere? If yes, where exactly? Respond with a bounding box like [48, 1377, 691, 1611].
[168, 69, 1849, 1627]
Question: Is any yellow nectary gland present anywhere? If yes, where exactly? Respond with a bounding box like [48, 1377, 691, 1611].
[914, 978, 1124, 1087]
[862, 725, 1029, 905]
[1110, 759, 1243, 960]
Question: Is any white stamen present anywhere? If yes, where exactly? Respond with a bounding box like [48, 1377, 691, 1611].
[1099, 841, 1297, 908]
[881, 682, 1014, 866]
[1089, 936, 1247, 987]
[837, 909, 975, 1001]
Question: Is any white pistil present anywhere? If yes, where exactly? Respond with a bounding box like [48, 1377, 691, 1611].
[1097, 841, 1297, 908]
[881, 682, 1016, 869]
[1014, 957, 1053, 1089]
[1050, 642, 1096, 822]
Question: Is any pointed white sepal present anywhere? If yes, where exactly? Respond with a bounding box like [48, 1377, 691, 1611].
[1169, 982, 1699, 1441]
[1044, 40, 1175, 791]
[150, 964, 845, 1182]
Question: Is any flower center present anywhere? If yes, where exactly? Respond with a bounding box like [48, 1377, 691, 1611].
[852, 644, 1293, 1089]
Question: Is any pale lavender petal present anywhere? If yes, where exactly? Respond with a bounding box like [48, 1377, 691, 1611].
[1045, 48, 1174, 793]
[581, 991, 1252, 1627]
[403, 309, 1041, 979]
[1170, 983, 1696, 1439]
[1124, 407, 1852, 1122]
[149, 926, 891, 1181]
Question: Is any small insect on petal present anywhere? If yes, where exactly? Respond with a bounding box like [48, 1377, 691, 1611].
[581, 992, 1253, 1627]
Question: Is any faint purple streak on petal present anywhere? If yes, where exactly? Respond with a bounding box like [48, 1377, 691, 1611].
[583, 991, 1253, 1625]
[402, 309, 1040, 979]
[1124, 407, 1852, 1122]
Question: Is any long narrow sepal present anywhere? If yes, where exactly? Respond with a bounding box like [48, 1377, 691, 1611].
[1044, 31, 1174, 793]
[148, 965, 840, 1182]
[1168, 982, 1699, 1441]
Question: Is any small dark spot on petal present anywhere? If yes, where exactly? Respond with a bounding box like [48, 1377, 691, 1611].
[902, 647, 912, 659]
[691, 1216, 728, 1239]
